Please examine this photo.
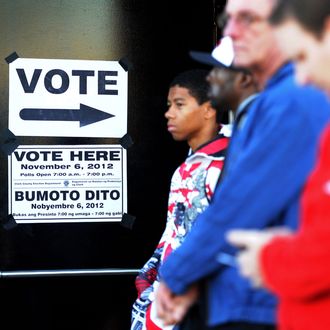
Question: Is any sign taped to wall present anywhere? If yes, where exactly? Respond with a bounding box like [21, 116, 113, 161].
[8, 58, 127, 137]
[8, 145, 127, 223]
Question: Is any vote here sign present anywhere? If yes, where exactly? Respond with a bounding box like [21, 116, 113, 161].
[8, 145, 127, 223]
[8, 58, 128, 138]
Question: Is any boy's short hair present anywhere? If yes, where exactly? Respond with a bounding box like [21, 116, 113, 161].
[169, 69, 210, 105]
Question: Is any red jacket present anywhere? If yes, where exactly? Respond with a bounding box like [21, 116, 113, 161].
[261, 124, 330, 330]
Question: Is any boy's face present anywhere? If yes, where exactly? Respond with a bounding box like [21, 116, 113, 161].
[165, 86, 210, 143]
[274, 18, 330, 91]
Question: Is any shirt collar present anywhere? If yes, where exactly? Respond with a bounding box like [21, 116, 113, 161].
[236, 93, 259, 120]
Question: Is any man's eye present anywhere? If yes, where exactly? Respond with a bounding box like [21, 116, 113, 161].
[239, 13, 255, 25]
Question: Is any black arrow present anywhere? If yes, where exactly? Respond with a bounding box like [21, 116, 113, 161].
[19, 104, 115, 127]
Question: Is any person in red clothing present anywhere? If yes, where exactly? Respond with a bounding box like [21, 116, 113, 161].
[226, 0, 330, 329]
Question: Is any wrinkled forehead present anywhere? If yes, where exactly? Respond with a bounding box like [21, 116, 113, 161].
[225, 0, 275, 17]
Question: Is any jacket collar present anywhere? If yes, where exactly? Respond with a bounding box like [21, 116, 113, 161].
[265, 61, 294, 90]
[190, 133, 229, 159]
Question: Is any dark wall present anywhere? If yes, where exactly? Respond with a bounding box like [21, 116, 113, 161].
[0, 1, 226, 329]
[125, 0, 217, 265]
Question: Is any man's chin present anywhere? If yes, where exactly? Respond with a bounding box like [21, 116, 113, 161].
[233, 53, 251, 70]
[234, 59, 250, 69]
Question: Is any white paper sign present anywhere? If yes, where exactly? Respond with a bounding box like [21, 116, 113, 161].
[8, 145, 127, 223]
[9, 58, 127, 138]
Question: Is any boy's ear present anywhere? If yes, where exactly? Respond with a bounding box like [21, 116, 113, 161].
[203, 101, 217, 120]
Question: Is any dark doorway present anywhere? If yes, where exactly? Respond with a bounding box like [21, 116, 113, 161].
[0, 1, 226, 329]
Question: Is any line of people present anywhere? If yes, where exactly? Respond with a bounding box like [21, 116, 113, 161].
[131, 0, 330, 329]
[131, 37, 259, 330]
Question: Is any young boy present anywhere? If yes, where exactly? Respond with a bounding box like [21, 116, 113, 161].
[131, 69, 230, 330]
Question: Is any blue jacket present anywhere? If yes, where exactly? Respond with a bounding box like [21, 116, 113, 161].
[159, 63, 330, 326]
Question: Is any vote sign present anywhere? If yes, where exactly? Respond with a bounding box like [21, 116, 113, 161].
[9, 58, 128, 138]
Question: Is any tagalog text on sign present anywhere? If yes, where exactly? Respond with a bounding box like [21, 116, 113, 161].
[8, 145, 127, 223]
